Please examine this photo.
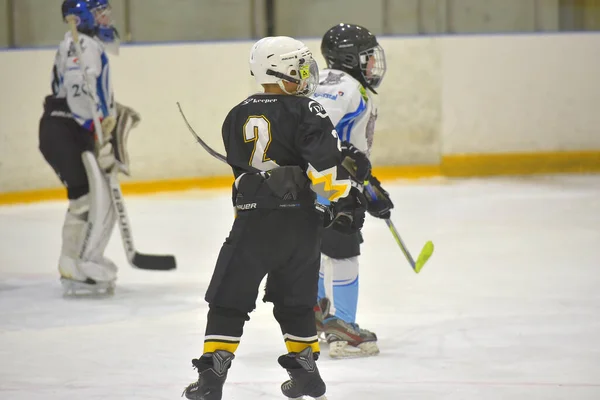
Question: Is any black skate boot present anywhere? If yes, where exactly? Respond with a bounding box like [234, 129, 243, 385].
[182, 350, 234, 400]
[278, 347, 327, 400]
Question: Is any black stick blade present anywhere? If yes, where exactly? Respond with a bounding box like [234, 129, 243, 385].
[131, 253, 177, 271]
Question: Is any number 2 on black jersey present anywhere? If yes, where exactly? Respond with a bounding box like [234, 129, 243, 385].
[243, 116, 279, 171]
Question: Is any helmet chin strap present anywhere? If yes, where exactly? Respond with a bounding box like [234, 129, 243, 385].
[266, 69, 300, 84]
[267, 69, 303, 95]
[277, 80, 294, 95]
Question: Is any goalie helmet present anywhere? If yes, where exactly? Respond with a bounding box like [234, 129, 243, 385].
[61, 0, 96, 35]
[249, 36, 319, 97]
[321, 23, 386, 93]
[61, 0, 119, 48]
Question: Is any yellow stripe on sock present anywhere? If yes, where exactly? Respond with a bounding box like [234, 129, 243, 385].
[203, 340, 240, 354]
[284, 339, 320, 354]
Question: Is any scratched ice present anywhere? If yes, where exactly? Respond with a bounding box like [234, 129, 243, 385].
[1, 175, 599, 399]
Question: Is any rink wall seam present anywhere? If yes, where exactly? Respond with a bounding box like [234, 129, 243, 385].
[1, 151, 598, 205]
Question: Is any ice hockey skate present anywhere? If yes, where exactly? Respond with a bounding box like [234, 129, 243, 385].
[182, 350, 234, 400]
[323, 316, 379, 358]
[60, 277, 115, 296]
[316, 297, 379, 358]
[59, 255, 117, 296]
[279, 347, 327, 400]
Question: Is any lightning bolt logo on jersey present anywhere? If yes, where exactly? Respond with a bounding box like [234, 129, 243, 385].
[50, 31, 115, 131]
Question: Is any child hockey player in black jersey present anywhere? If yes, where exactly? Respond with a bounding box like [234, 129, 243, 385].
[182, 36, 370, 400]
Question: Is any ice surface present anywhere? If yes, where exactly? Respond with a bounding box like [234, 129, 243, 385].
[1, 175, 599, 399]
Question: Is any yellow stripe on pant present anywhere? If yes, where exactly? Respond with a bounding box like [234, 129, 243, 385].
[284, 337, 320, 354]
[203, 339, 240, 354]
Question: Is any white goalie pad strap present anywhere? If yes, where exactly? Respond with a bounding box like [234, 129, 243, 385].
[112, 102, 141, 176]
[80, 151, 117, 261]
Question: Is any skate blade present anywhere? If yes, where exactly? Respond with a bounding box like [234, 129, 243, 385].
[328, 340, 380, 359]
[288, 396, 328, 400]
[61, 277, 115, 297]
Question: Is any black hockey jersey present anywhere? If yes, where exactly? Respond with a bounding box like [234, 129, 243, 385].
[222, 93, 352, 203]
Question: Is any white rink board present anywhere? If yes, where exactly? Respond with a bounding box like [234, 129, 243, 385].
[441, 33, 600, 154]
[1, 34, 599, 193]
[0, 38, 439, 192]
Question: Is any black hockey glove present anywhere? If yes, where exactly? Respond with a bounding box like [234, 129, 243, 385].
[340, 141, 371, 183]
[325, 187, 367, 235]
[364, 175, 394, 220]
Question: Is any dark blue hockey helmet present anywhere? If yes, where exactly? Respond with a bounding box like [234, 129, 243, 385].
[61, 0, 118, 44]
[61, 0, 96, 35]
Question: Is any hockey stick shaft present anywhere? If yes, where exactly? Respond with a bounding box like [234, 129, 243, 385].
[67, 15, 175, 271]
[177, 102, 227, 163]
[107, 169, 176, 270]
[107, 169, 136, 260]
[366, 181, 418, 267]
[366, 182, 434, 273]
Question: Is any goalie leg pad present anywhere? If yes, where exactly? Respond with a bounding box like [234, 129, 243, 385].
[58, 152, 117, 285]
[81, 151, 116, 262]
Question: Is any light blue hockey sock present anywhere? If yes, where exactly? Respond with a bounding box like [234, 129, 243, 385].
[318, 256, 359, 323]
[318, 274, 326, 301]
[329, 276, 358, 323]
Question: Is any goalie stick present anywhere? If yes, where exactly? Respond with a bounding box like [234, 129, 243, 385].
[66, 16, 176, 271]
[178, 102, 433, 272]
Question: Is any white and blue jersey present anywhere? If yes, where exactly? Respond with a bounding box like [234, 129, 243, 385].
[312, 69, 380, 325]
[311, 69, 378, 207]
[51, 31, 115, 131]
[310, 69, 378, 156]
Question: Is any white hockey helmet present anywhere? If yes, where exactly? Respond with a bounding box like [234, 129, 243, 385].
[249, 36, 319, 96]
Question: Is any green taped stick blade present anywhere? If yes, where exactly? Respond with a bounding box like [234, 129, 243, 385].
[414, 240, 434, 273]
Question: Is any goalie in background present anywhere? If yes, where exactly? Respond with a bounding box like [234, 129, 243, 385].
[310, 23, 394, 358]
[181, 36, 369, 400]
[38, 0, 139, 295]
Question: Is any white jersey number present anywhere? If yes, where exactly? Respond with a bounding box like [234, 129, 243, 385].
[243, 116, 279, 171]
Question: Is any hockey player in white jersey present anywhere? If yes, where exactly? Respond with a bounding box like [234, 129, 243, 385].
[311, 23, 394, 358]
[39, 0, 139, 295]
